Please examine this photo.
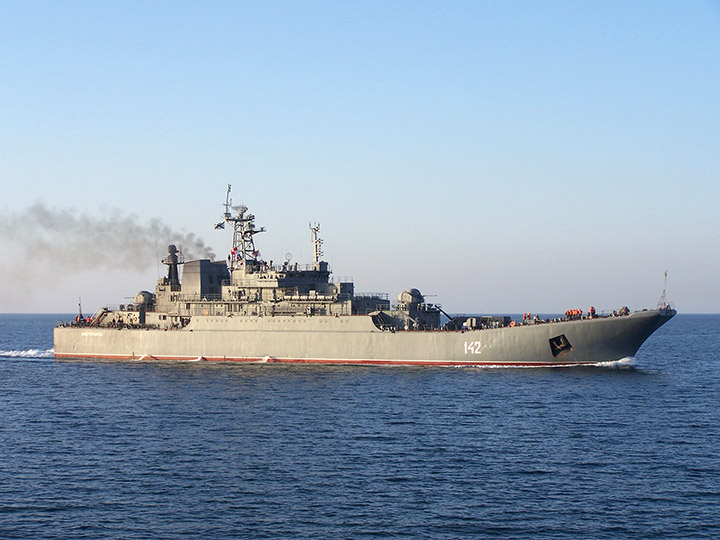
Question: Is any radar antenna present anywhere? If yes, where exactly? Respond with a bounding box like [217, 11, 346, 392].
[216, 184, 266, 272]
[310, 222, 324, 264]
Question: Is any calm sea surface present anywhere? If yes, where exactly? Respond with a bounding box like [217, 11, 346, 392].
[1, 314, 718, 539]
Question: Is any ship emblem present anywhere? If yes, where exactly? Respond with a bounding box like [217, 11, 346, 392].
[549, 334, 573, 358]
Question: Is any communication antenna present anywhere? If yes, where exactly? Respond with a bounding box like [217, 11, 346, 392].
[309, 222, 323, 264]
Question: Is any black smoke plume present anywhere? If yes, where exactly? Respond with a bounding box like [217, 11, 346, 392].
[0, 202, 216, 274]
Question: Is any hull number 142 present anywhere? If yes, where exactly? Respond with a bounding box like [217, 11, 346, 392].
[464, 340, 482, 355]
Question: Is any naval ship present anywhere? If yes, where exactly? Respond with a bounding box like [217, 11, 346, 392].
[54, 186, 676, 366]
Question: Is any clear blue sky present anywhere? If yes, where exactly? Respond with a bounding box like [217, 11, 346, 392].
[1, 1, 718, 313]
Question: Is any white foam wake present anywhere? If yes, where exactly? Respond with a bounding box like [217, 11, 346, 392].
[591, 356, 635, 368]
[0, 348, 54, 358]
[458, 356, 637, 370]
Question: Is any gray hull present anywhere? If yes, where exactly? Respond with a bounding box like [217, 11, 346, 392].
[54, 308, 675, 367]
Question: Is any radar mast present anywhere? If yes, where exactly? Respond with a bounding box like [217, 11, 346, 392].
[217, 184, 265, 272]
[310, 222, 324, 265]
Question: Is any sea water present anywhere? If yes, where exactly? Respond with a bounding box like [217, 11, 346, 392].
[1, 314, 718, 539]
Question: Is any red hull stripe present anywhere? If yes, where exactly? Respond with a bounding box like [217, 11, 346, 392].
[53, 352, 590, 367]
